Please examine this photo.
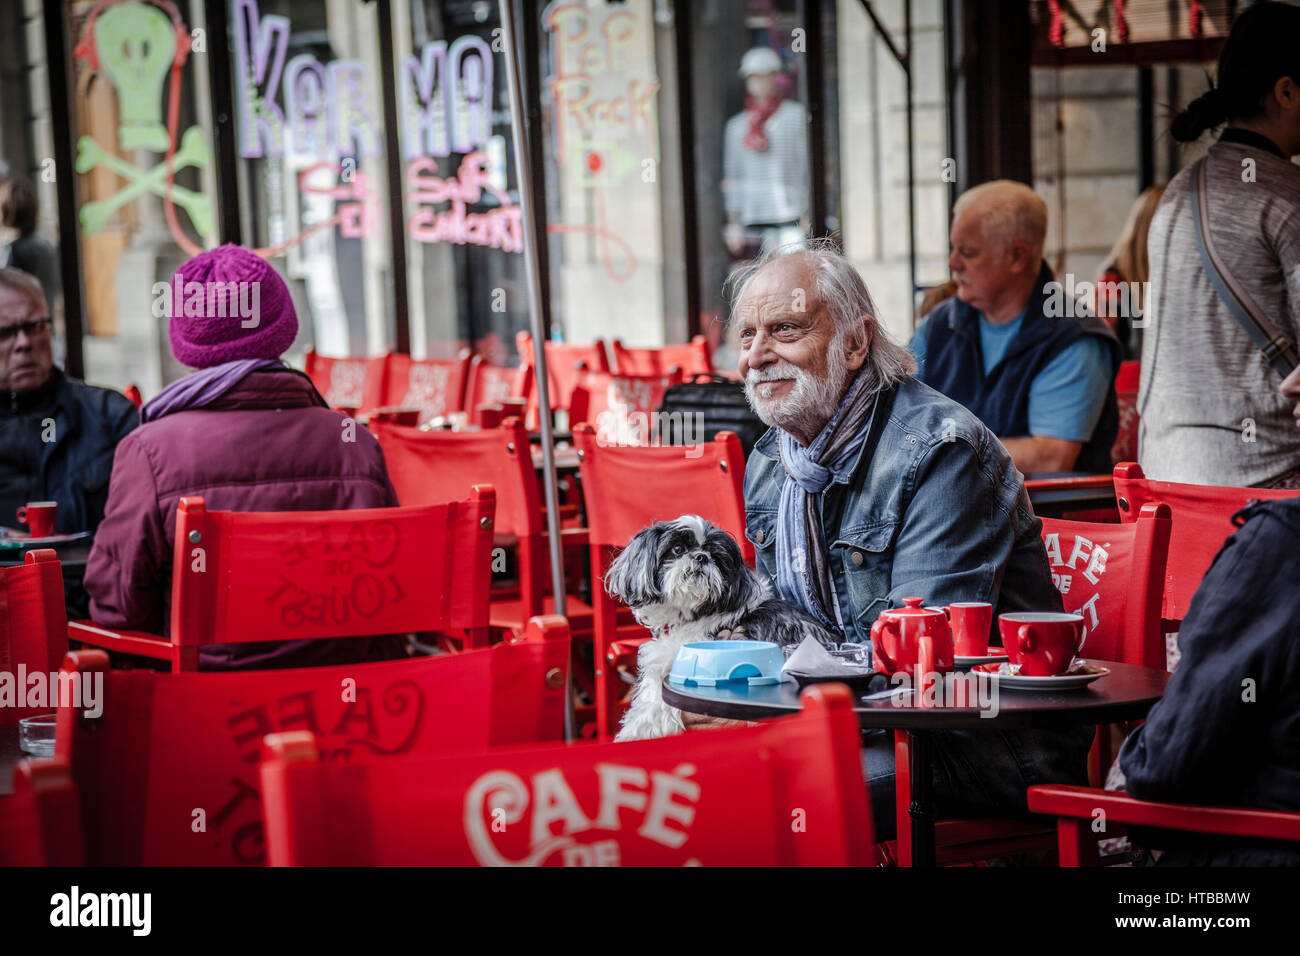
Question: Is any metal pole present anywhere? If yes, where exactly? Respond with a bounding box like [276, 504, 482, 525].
[904, 0, 916, 302]
[203, 0, 243, 245]
[376, 0, 411, 355]
[499, 0, 572, 740]
[42, 0, 85, 380]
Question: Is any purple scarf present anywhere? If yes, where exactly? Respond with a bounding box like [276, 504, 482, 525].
[140, 359, 285, 423]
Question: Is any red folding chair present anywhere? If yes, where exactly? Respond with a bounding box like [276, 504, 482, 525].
[303, 348, 386, 413]
[1041, 502, 1171, 778]
[371, 418, 593, 638]
[610, 336, 712, 377]
[1028, 786, 1300, 866]
[1113, 462, 1300, 633]
[0, 758, 84, 866]
[569, 370, 684, 445]
[890, 503, 1173, 867]
[68, 490, 496, 670]
[465, 354, 530, 426]
[55, 619, 569, 865]
[381, 350, 473, 425]
[516, 332, 610, 427]
[573, 425, 751, 739]
[260, 683, 876, 866]
[1, 550, 67, 725]
[1110, 360, 1139, 465]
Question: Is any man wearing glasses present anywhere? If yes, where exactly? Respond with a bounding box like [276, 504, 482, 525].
[0, 268, 137, 571]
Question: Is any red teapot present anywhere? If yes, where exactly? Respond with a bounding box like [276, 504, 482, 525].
[869, 597, 955, 679]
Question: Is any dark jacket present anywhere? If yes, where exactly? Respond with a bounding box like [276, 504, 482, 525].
[84, 369, 402, 671]
[1120, 499, 1300, 866]
[921, 262, 1122, 474]
[1, 367, 137, 533]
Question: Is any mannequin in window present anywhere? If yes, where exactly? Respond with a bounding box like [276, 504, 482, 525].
[722, 47, 809, 260]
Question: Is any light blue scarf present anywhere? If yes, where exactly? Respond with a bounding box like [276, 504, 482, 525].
[775, 370, 876, 628]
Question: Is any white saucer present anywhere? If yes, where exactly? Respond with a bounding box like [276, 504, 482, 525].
[971, 661, 1109, 691]
[954, 649, 1009, 668]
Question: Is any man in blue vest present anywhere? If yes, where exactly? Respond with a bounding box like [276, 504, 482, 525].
[912, 181, 1120, 474]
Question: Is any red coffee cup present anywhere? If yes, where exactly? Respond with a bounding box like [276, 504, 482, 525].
[16, 501, 57, 539]
[945, 602, 994, 657]
[870, 597, 955, 680]
[998, 612, 1084, 676]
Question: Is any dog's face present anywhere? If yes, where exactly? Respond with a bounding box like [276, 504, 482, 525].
[605, 516, 758, 625]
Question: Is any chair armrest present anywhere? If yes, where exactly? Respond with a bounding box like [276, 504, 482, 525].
[68, 620, 171, 660]
[1027, 785, 1300, 843]
[506, 615, 572, 646]
[607, 637, 649, 668]
[1022, 474, 1115, 491]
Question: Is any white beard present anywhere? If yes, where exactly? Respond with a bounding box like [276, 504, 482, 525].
[744, 331, 851, 438]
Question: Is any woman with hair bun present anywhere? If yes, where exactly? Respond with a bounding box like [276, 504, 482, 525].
[1139, 1, 1300, 488]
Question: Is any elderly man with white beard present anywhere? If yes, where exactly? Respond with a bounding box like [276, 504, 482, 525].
[680, 242, 1095, 844]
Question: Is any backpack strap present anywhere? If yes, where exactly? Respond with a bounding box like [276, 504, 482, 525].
[1190, 157, 1298, 379]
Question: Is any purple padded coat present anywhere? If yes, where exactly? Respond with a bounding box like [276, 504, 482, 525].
[83, 369, 403, 670]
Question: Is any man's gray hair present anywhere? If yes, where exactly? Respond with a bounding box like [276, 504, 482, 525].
[727, 238, 917, 392]
[952, 180, 1047, 256]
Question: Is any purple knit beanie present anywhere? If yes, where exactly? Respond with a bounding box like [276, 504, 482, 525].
[166, 244, 298, 368]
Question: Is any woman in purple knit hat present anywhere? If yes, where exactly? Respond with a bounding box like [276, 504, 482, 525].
[84, 245, 404, 670]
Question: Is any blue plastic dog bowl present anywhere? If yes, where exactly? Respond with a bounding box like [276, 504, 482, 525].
[667, 640, 784, 687]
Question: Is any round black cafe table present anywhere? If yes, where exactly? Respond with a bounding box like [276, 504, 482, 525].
[662, 660, 1169, 867]
[0, 539, 93, 569]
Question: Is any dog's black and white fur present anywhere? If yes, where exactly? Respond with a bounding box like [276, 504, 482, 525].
[606, 515, 836, 741]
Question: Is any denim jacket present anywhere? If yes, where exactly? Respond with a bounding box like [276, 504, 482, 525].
[744, 376, 1062, 642]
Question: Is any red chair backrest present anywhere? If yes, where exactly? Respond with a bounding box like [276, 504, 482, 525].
[1111, 360, 1140, 465]
[0, 550, 67, 725]
[371, 419, 539, 537]
[371, 418, 548, 617]
[260, 683, 874, 866]
[569, 370, 684, 443]
[465, 355, 531, 425]
[304, 349, 386, 412]
[574, 425, 752, 562]
[516, 331, 611, 415]
[575, 425, 751, 737]
[57, 623, 570, 865]
[610, 336, 712, 377]
[381, 351, 472, 424]
[0, 757, 84, 865]
[1039, 503, 1171, 667]
[165, 491, 495, 669]
[1113, 462, 1300, 625]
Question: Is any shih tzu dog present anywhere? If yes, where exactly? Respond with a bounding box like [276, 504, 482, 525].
[606, 515, 836, 741]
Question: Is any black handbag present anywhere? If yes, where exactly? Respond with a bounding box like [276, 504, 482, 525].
[657, 373, 768, 457]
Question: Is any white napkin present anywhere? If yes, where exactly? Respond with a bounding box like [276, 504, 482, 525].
[779, 636, 874, 682]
